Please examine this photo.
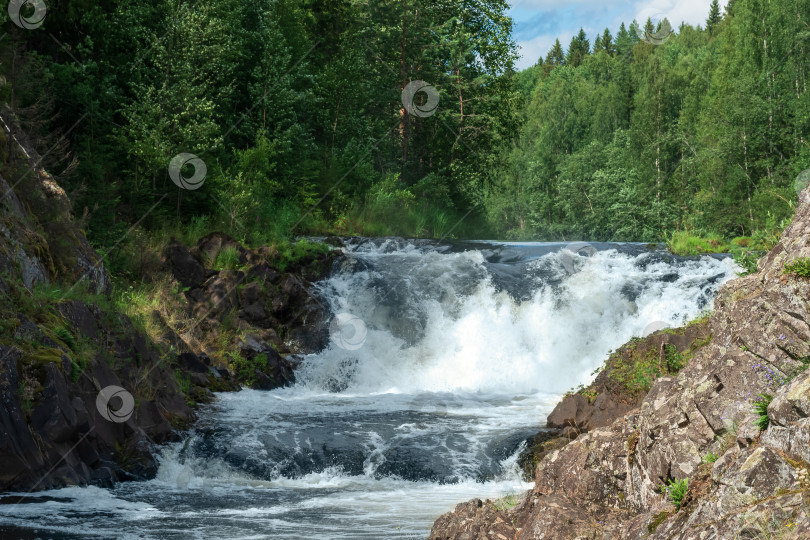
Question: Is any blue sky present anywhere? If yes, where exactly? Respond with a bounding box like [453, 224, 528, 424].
[508, 0, 728, 70]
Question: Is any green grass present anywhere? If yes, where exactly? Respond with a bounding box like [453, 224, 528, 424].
[783, 257, 810, 278]
[272, 238, 332, 272]
[606, 328, 711, 396]
[54, 327, 76, 350]
[665, 219, 787, 275]
[753, 393, 774, 430]
[213, 245, 241, 271]
[666, 231, 729, 255]
[174, 369, 191, 395]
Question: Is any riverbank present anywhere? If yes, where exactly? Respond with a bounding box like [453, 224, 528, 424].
[429, 192, 810, 538]
[0, 112, 342, 493]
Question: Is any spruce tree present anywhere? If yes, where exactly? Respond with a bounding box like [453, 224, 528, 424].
[546, 39, 565, 66]
[602, 28, 614, 56]
[707, 0, 722, 35]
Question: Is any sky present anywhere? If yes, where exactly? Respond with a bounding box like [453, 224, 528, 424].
[508, 0, 728, 70]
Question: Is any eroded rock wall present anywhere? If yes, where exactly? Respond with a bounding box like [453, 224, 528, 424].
[430, 189, 810, 539]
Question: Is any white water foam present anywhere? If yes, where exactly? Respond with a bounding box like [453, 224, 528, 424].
[299, 244, 738, 395]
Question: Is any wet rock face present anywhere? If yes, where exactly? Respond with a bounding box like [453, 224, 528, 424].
[431, 187, 810, 539]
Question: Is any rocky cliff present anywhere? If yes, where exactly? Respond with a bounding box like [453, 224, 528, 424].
[430, 190, 810, 539]
[0, 109, 336, 493]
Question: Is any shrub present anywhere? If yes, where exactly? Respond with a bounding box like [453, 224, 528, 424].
[752, 393, 774, 430]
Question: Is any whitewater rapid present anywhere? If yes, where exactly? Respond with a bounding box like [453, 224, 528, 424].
[0, 239, 740, 539]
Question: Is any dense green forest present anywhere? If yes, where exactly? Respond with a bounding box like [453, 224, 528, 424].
[496, 0, 810, 245]
[2, 0, 809, 259]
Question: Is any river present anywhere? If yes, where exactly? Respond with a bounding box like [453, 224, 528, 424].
[0, 239, 739, 539]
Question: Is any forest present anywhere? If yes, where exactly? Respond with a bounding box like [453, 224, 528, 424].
[3, 0, 809, 261]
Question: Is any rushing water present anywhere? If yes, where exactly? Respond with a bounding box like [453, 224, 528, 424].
[0, 239, 740, 539]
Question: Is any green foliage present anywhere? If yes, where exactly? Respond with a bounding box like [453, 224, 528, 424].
[54, 328, 76, 351]
[273, 239, 331, 272]
[662, 478, 689, 510]
[663, 344, 686, 372]
[174, 369, 191, 396]
[486, 2, 808, 243]
[3, 0, 807, 252]
[702, 452, 719, 464]
[783, 258, 810, 279]
[490, 493, 521, 511]
[16, 0, 517, 247]
[229, 352, 268, 386]
[752, 393, 774, 430]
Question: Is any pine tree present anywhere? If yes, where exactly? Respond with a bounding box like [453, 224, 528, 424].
[707, 0, 722, 35]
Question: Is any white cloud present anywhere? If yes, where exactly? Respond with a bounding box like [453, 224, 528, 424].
[516, 35, 553, 70]
[633, 0, 728, 29]
[509, 0, 728, 69]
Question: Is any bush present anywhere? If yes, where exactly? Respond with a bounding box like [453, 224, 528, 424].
[752, 393, 774, 430]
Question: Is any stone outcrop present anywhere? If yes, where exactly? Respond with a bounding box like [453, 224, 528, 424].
[0, 109, 339, 493]
[161, 233, 337, 389]
[430, 188, 810, 539]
